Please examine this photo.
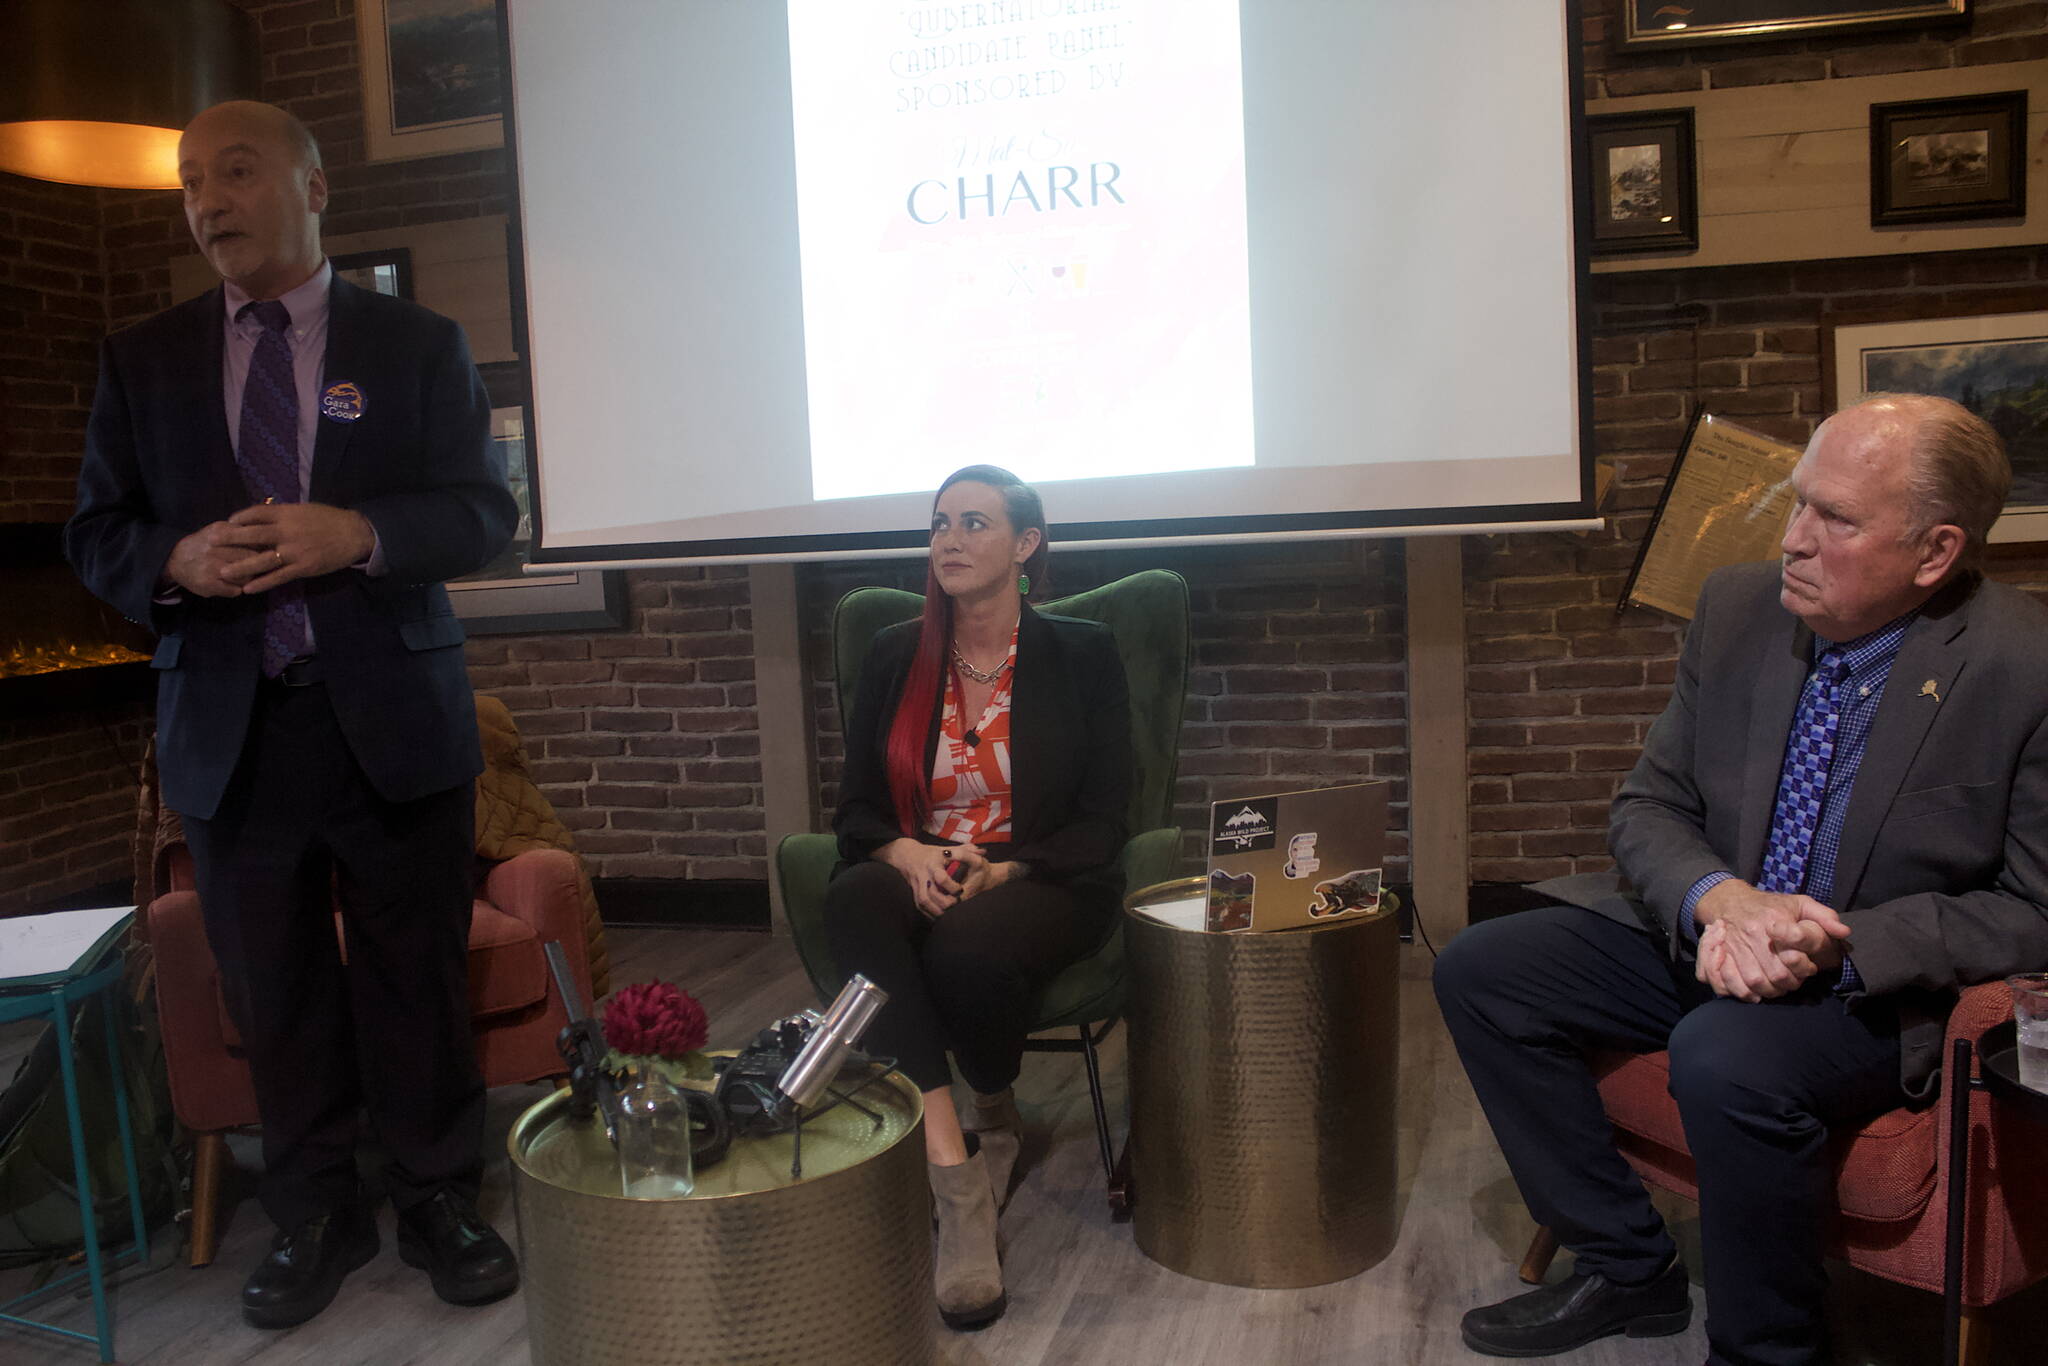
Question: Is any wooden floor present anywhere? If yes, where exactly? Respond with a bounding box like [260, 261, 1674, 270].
[4, 927, 2043, 1365]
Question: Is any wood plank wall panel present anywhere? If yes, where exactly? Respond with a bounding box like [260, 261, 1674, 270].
[1592, 60, 2048, 273]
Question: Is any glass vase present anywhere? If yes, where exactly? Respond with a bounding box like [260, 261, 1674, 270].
[615, 1060, 695, 1198]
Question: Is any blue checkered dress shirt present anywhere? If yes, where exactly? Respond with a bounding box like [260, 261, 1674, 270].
[1679, 611, 1918, 991]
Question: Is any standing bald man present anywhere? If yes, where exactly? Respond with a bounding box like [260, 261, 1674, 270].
[1435, 394, 2048, 1365]
[66, 102, 520, 1328]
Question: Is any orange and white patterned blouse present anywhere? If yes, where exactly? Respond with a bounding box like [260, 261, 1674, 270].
[923, 627, 1018, 844]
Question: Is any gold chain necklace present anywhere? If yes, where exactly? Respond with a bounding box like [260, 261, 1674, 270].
[951, 648, 1010, 686]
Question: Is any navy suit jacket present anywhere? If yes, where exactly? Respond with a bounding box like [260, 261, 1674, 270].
[65, 276, 518, 820]
[1539, 561, 2048, 1095]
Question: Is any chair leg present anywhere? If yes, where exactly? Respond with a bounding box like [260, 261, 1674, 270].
[1942, 1037, 1972, 1366]
[1519, 1226, 1559, 1285]
[188, 1132, 227, 1268]
[1956, 1306, 1991, 1366]
[1078, 1023, 1117, 1193]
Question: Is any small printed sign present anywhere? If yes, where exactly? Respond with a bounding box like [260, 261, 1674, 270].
[1210, 797, 1278, 854]
[320, 381, 365, 422]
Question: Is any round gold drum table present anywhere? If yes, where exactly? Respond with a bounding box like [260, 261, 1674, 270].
[1125, 877, 1401, 1287]
[509, 1066, 934, 1365]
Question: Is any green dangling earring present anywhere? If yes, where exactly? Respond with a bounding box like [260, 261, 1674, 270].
[1017, 571, 1031, 596]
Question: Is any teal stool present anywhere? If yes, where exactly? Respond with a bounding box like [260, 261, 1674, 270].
[0, 943, 149, 1363]
[776, 569, 1190, 1216]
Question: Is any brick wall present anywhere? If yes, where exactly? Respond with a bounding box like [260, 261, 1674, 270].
[4, 0, 2047, 912]
[462, 568, 767, 881]
[0, 176, 102, 519]
[0, 169, 154, 917]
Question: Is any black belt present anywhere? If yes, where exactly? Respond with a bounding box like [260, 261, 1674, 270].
[270, 657, 325, 688]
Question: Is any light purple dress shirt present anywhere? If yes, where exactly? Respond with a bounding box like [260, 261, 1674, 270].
[201, 260, 384, 654]
[222, 260, 332, 492]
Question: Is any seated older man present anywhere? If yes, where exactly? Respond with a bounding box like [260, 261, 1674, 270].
[1435, 393, 2048, 1366]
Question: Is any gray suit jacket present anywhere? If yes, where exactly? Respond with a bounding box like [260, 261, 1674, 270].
[1538, 561, 2048, 1097]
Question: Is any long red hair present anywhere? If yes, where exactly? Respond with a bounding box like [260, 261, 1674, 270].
[881, 466, 1048, 834]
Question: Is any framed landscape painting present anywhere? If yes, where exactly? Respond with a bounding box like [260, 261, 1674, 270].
[356, 0, 505, 164]
[1824, 305, 2048, 544]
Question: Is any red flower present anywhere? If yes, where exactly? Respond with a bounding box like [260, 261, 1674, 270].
[602, 980, 709, 1059]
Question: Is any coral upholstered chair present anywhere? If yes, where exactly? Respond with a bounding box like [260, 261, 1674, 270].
[1516, 981, 2048, 1366]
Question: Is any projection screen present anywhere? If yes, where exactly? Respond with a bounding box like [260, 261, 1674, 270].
[501, 0, 1594, 566]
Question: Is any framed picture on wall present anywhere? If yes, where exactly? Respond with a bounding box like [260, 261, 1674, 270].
[329, 247, 414, 300]
[1620, 0, 1968, 49]
[1869, 91, 2027, 228]
[356, 0, 505, 164]
[1585, 109, 1698, 256]
[447, 403, 628, 634]
[1823, 304, 2048, 545]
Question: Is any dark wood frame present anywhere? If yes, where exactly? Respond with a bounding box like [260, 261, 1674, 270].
[1870, 91, 2028, 228]
[1620, 0, 1968, 49]
[1586, 108, 1699, 256]
[328, 246, 415, 300]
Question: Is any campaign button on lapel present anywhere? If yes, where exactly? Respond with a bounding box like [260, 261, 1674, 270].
[320, 381, 365, 422]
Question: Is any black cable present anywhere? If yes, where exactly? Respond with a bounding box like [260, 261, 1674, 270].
[1406, 889, 1439, 960]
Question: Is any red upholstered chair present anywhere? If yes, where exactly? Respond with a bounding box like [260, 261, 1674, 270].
[1517, 982, 2048, 1366]
[143, 841, 593, 1267]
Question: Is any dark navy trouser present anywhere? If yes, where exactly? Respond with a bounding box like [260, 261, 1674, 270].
[1434, 905, 1903, 1366]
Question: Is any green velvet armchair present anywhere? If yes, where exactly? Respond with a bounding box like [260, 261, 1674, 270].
[775, 569, 1190, 1212]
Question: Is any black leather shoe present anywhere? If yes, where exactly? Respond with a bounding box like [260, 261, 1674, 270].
[241, 1205, 379, 1329]
[1460, 1258, 1691, 1357]
[397, 1189, 519, 1306]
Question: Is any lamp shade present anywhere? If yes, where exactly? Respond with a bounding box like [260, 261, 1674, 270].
[0, 0, 260, 190]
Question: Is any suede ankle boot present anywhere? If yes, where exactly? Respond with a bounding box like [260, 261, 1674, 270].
[964, 1088, 1024, 1209]
[928, 1153, 1005, 1330]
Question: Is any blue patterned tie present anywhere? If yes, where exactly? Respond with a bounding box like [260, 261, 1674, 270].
[233, 300, 307, 678]
[1758, 647, 1849, 896]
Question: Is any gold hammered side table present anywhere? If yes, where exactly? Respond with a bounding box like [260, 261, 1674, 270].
[1124, 877, 1401, 1287]
[509, 1065, 934, 1365]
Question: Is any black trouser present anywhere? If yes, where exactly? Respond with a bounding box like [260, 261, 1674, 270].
[823, 856, 1112, 1094]
[181, 680, 483, 1231]
[1433, 905, 1904, 1366]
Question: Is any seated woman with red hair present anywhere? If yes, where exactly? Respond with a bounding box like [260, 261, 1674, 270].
[824, 464, 1131, 1331]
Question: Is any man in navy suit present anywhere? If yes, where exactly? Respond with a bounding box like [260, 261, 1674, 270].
[66, 102, 520, 1328]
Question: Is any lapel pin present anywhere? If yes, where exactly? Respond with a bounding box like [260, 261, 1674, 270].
[1918, 679, 1940, 703]
[320, 381, 364, 423]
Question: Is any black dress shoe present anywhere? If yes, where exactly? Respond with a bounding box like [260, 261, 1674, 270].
[1461, 1258, 1692, 1357]
[397, 1189, 519, 1306]
[241, 1205, 380, 1329]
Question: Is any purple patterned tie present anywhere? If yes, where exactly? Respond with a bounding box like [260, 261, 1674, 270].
[233, 300, 307, 678]
[1758, 648, 1849, 896]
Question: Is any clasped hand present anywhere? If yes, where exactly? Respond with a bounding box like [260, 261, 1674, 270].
[165, 502, 375, 598]
[1693, 880, 1852, 1003]
[878, 839, 1017, 918]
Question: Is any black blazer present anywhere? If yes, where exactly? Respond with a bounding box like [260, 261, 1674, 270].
[834, 604, 1133, 917]
[64, 277, 518, 820]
